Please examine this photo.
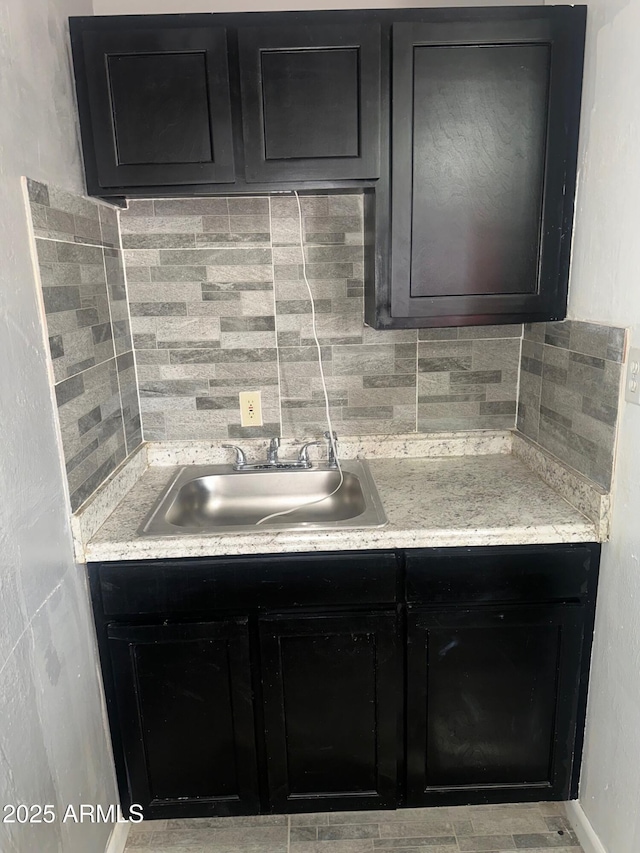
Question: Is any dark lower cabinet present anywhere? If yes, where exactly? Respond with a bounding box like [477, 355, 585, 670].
[406, 605, 585, 805]
[89, 544, 598, 819]
[107, 619, 259, 818]
[259, 612, 398, 812]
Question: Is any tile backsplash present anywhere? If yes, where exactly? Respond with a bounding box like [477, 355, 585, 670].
[121, 195, 523, 441]
[27, 179, 142, 511]
[517, 320, 625, 489]
[27, 182, 627, 510]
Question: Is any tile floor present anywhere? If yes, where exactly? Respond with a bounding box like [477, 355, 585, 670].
[125, 802, 584, 852]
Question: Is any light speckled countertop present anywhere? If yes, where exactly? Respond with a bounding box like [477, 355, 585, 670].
[84, 453, 598, 563]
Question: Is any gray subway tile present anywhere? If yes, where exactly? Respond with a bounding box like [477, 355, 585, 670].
[569, 351, 605, 370]
[544, 324, 571, 349]
[450, 370, 502, 386]
[539, 404, 573, 429]
[153, 198, 228, 216]
[457, 836, 515, 852]
[291, 827, 318, 842]
[159, 248, 271, 266]
[220, 317, 275, 332]
[513, 831, 580, 848]
[78, 406, 102, 435]
[49, 335, 64, 359]
[130, 302, 188, 317]
[457, 324, 523, 339]
[342, 407, 394, 419]
[55, 373, 85, 406]
[43, 286, 82, 314]
[196, 396, 238, 410]
[70, 451, 123, 512]
[418, 357, 473, 372]
[150, 265, 208, 282]
[581, 396, 618, 426]
[122, 234, 197, 249]
[227, 422, 282, 439]
[227, 197, 269, 214]
[364, 375, 416, 388]
[318, 825, 381, 840]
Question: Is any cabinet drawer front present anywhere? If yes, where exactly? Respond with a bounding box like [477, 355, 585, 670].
[238, 24, 381, 182]
[259, 611, 398, 811]
[405, 545, 595, 605]
[78, 26, 235, 188]
[95, 551, 398, 616]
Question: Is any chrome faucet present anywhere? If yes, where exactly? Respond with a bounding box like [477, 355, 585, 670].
[223, 434, 338, 472]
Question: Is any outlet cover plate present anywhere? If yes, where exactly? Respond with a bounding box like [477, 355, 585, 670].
[239, 391, 263, 426]
[625, 347, 640, 405]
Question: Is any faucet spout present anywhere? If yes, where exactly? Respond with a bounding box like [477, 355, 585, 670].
[266, 437, 281, 465]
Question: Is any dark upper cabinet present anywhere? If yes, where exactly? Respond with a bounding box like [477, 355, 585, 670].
[237, 24, 381, 182]
[70, 23, 235, 192]
[406, 605, 585, 805]
[385, 10, 586, 327]
[107, 619, 259, 818]
[259, 611, 398, 812]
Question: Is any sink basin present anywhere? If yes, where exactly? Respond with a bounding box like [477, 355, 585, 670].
[138, 460, 387, 535]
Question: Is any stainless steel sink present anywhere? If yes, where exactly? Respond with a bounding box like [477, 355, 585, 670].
[138, 460, 387, 535]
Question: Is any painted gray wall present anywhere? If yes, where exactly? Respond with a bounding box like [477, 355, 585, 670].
[561, 0, 640, 849]
[0, 2, 119, 852]
[93, 0, 540, 13]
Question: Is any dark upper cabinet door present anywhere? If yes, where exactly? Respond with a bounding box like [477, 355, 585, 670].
[259, 611, 398, 812]
[107, 620, 259, 819]
[238, 24, 381, 182]
[389, 10, 585, 326]
[406, 605, 585, 805]
[72, 25, 235, 191]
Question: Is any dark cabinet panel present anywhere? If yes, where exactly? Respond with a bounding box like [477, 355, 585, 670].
[259, 611, 398, 811]
[88, 543, 598, 818]
[406, 605, 585, 804]
[238, 24, 381, 182]
[408, 43, 549, 299]
[385, 10, 586, 327]
[107, 620, 259, 818]
[74, 25, 235, 190]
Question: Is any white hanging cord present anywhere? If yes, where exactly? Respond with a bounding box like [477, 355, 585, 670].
[255, 191, 344, 526]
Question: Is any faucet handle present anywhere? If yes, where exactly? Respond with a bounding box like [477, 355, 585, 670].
[222, 444, 247, 468]
[323, 431, 339, 468]
[268, 436, 280, 451]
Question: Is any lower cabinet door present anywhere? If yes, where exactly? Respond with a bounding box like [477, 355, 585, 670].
[406, 605, 585, 805]
[107, 620, 259, 818]
[259, 611, 399, 812]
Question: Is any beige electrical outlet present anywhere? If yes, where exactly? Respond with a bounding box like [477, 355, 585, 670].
[239, 391, 263, 427]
